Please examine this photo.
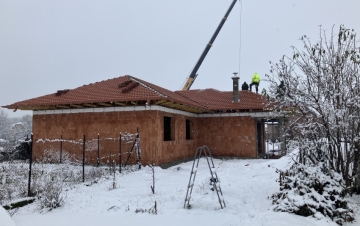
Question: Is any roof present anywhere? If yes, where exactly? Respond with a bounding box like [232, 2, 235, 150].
[176, 89, 267, 111]
[2, 75, 268, 113]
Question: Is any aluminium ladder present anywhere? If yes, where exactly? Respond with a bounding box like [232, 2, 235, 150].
[184, 145, 226, 209]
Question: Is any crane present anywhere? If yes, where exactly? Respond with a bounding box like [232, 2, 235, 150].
[181, 0, 238, 91]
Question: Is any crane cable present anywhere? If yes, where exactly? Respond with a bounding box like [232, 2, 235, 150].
[238, 0, 243, 77]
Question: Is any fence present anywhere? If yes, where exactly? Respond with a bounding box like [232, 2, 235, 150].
[34, 130, 141, 170]
[0, 129, 141, 205]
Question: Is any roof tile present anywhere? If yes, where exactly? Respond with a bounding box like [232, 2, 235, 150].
[3, 75, 267, 112]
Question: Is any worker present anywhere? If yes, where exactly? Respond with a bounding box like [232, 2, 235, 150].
[250, 72, 260, 93]
[241, 82, 249, 91]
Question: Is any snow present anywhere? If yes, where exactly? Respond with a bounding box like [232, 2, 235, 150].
[8, 155, 358, 226]
[0, 206, 16, 226]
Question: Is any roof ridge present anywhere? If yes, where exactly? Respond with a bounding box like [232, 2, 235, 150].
[129, 76, 167, 98]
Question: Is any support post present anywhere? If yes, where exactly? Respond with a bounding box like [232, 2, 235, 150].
[284, 116, 287, 155]
[83, 135, 85, 183]
[279, 117, 286, 156]
[60, 135, 63, 163]
[97, 134, 100, 167]
[110, 150, 112, 175]
[27, 134, 33, 197]
[137, 127, 141, 169]
[119, 133, 122, 173]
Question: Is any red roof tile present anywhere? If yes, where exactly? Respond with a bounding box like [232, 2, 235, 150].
[175, 89, 267, 111]
[2, 75, 268, 112]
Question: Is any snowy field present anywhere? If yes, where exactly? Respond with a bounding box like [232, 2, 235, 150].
[4, 155, 360, 226]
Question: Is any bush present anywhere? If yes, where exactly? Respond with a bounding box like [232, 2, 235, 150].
[37, 176, 65, 211]
[270, 163, 355, 225]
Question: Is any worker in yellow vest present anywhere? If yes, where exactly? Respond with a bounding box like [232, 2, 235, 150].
[250, 72, 260, 93]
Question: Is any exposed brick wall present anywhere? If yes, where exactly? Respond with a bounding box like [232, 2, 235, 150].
[196, 116, 257, 158]
[33, 111, 160, 165]
[32, 110, 257, 165]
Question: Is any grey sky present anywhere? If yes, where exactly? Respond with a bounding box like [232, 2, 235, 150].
[1, 0, 359, 117]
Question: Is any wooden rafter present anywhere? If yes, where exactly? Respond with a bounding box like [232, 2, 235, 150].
[160, 101, 174, 106]
[56, 105, 70, 109]
[83, 103, 97, 107]
[154, 100, 167, 105]
[16, 99, 207, 114]
[70, 104, 83, 108]
[166, 103, 181, 108]
[114, 102, 126, 106]
[98, 102, 112, 107]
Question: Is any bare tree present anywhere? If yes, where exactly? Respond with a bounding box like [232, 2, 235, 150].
[20, 114, 32, 136]
[0, 110, 10, 140]
[266, 25, 360, 186]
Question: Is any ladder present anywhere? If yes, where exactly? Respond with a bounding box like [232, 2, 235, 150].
[184, 146, 226, 209]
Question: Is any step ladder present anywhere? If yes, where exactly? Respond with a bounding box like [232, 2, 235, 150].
[184, 145, 226, 209]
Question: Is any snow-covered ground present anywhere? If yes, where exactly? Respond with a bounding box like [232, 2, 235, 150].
[8, 156, 360, 226]
[0, 206, 16, 226]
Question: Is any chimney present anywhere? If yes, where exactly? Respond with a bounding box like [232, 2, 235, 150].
[232, 72, 239, 102]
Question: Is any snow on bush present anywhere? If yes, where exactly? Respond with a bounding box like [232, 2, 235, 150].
[0, 159, 104, 213]
[270, 162, 355, 225]
[37, 176, 65, 211]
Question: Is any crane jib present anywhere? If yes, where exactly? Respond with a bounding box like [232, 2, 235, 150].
[182, 0, 238, 90]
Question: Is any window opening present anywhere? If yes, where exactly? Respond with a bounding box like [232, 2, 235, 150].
[186, 119, 191, 140]
[164, 116, 174, 141]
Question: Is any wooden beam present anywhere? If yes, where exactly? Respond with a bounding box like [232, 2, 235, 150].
[154, 100, 167, 105]
[166, 103, 181, 108]
[160, 101, 174, 106]
[114, 102, 126, 106]
[83, 103, 97, 107]
[24, 105, 60, 110]
[19, 107, 37, 110]
[43, 106, 58, 110]
[98, 102, 112, 107]
[70, 104, 83, 108]
[131, 101, 138, 105]
[56, 105, 70, 109]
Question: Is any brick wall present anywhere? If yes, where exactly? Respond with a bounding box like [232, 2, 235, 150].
[32, 110, 257, 165]
[196, 116, 257, 158]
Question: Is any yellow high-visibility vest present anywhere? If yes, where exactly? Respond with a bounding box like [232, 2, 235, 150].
[252, 73, 260, 83]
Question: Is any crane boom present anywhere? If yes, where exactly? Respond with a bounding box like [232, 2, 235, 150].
[182, 0, 238, 90]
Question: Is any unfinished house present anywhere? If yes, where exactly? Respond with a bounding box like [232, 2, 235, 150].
[2, 75, 277, 165]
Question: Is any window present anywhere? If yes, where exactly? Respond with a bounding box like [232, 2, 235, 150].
[164, 116, 174, 141]
[186, 119, 191, 140]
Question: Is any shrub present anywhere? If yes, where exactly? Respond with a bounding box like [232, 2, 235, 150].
[270, 163, 355, 225]
[37, 176, 65, 211]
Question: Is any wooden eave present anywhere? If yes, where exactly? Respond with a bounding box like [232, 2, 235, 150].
[6, 99, 207, 114]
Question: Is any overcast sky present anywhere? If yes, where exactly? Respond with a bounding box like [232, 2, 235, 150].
[1, 0, 360, 118]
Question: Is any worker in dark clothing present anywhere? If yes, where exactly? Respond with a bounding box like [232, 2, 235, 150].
[250, 72, 260, 93]
[276, 81, 286, 98]
[241, 82, 249, 91]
